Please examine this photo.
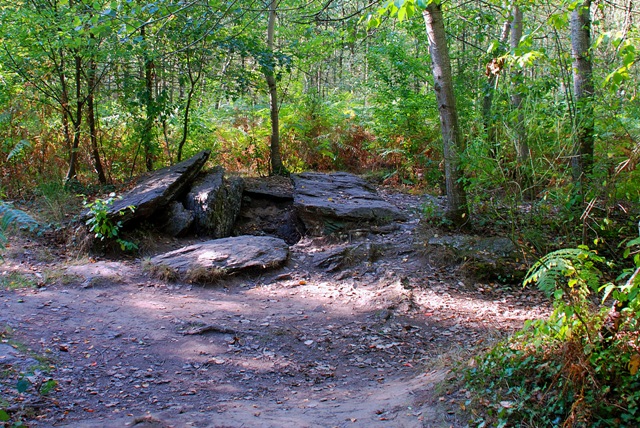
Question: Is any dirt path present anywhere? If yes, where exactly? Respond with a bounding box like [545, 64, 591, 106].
[0, 192, 550, 427]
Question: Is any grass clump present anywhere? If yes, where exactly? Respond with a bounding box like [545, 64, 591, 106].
[142, 260, 179, 282]
[0, 272, 40, 290]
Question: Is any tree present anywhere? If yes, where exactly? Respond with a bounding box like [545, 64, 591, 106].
[371, 0, 469, 226]
[570, 0, 594, 182]
[264, 0, 287, 176]
[422, 2, 468, 226]
[510, 4, 528, 165]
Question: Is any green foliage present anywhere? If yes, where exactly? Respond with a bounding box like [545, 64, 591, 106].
[0, 202, 38, 256]
[1, 326, 56, 426]
[463, 242, 640, 427]
[524, 247, 606, 297]
[84, 193, 137, 252]
[0, 272, 39, 289]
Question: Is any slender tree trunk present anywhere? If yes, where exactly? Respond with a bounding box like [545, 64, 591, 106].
[177, 52, 202, 162]
[141, 25, 156, 172]
[265, 0, 286, 175]
[87, 46, 107, 184]
[481, 19, 511, 156]
[510, 5, 528, 164]
[65, 54, 84, 183]
[423, 3, 469, 227]
[59, 56, 73, 167]
[570, 0, 594, 182]
[56, 48, 75, 183]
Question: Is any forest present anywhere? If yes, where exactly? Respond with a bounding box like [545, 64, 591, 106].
[1, 0, 639, 426]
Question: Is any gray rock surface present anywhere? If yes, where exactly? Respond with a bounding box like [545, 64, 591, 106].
[0, 343, 19, 366]
[243, 176, 293, 200]
[291, 172, 406, 236]
[149, 235, 289, 281]
[101, 150, 210, 225]
[0, 343, 39, 372]
[184, 167, 244, 238]
[427, 235, 524, 281]
[156, 201, 194, 237]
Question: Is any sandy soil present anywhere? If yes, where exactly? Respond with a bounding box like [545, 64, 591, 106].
[0, 190, 550, 427]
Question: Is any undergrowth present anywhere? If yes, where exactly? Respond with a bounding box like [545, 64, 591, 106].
[460, 240, 640, 427]
[0, 326, 57, 426]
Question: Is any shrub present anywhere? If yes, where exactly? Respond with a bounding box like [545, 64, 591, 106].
[462, 242, 640, 427]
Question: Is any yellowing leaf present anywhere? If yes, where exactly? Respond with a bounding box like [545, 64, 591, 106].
[629, 354, 640, 375]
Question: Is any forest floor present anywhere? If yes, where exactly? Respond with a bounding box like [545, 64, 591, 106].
[0, 189, 551, 427]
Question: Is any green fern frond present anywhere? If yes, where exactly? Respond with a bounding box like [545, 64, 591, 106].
[524, 247, 604, 297]
[0, 201, 39, 251]
[6, 139, 31, 161]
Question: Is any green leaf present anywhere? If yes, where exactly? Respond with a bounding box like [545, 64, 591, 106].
[40, 379, 57, 395]
[397, 6, 407, 21]
[0, 409, 9, 422]
[549, 12, 568, 30]
[487, 40, 499, 54]
[627, 237, 640, 247]
[16, 378, 30, 393]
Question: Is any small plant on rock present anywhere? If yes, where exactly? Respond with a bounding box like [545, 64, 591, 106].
[84, 193, 137, 251]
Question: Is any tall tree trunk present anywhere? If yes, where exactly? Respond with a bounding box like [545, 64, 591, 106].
[265, 0, 286, 175]
[87, 46, 107, 184]
[510, 5, 528, 163]
[570, 0, 594, 182]
[509, 5, 533, 198]
[481, 19, 511, 157]
[141, 25, 156, 172]
[58, 50, 73, 171]
[65, 54, 83, 183]
[177, 51, 202, 162]
[423, 3, 469, 227]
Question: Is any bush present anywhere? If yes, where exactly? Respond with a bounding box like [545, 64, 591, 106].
[462, 243, 640, 427]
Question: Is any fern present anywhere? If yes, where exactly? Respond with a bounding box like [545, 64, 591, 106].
[524, 247, 605, 298]
[6, 139, 31, 161]
[0, 201, 38, 253]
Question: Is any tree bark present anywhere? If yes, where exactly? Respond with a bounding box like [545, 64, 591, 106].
[265, 0, 286, 176]
[510, 5, 528, 164]
[177, 51, 202, 163]
[57, 49, 73, 175]
[141, 25, 156, 172]
[64, 53, 83, 183]
[570, 0, 594, 182]
[87, 47, 107, 184]
[423, 3, 469, 227]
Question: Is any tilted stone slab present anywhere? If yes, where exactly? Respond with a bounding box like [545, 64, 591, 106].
[291, 172, 406, 235]
[103, 150, 210, 225]
[184, 167, 244, 238]
[148, 235, 289, 281]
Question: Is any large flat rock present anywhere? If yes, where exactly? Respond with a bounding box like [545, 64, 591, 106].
[104, 150, 210, 225]
[291, 172, 406, 235]
[148, 235, 289, 281]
